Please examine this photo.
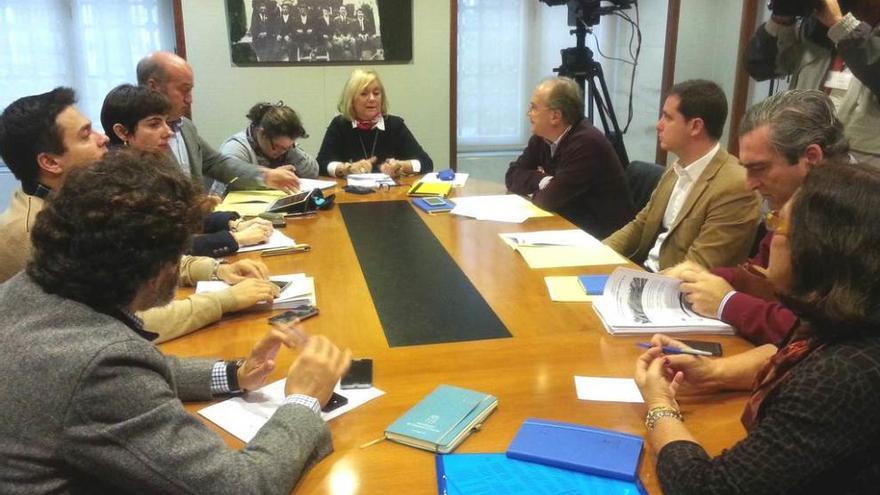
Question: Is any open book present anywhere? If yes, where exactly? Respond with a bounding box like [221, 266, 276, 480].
[592, 268, 734, 335]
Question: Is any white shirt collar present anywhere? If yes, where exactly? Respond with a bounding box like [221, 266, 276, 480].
[671, 142, 720, 183]
[351, 115, 386, 131]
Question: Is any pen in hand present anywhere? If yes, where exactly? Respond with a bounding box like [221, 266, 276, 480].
[636, 342, 714, 357]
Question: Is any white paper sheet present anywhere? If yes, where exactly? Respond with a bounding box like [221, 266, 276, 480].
[235, 230, 297, 253]
[297, 178, 337, 191]
[450, 195, 550, 223]
[501, 229, 601, 248]
[195, 273, 316, 307]
[346, 173, 395, 188]
[418, 172, 469, 187]
[574, 376, 644, 403]
[199, 380, 385, 442]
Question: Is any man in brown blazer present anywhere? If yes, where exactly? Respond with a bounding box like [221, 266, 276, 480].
[604, 80, 761, 271]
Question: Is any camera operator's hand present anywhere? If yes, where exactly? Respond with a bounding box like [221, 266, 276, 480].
[816, 0, 844, 27]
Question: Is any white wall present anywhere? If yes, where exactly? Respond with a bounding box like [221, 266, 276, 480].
[180, 0, 451, 168]
[674, 0, 746, 154]
[600, 2, 668, 164]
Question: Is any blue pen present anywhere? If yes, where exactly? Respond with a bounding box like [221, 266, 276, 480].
[636, 342, 713, 357]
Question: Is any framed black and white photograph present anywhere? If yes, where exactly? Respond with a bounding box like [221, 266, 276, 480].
[226, 0, 413, 65]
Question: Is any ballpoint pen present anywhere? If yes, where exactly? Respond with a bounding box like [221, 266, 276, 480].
[636, 342, 714, 357]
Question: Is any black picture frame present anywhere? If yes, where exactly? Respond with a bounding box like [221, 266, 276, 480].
[226, 0, 413, 65]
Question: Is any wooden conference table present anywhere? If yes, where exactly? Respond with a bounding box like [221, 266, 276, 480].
[159, 176, 754, 494]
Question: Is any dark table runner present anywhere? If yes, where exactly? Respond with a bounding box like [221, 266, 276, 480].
[340, 201, 511, 347]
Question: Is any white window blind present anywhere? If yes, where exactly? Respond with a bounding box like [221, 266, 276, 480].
[457, 0, 529, 151]
[0, 0, 176, 133]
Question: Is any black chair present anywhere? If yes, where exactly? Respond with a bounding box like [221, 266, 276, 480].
[625, 160, 665, 212]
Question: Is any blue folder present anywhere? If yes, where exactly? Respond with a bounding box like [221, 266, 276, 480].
[435, 453, 647, 495]
[577, 275, 609, 295]
[506, 418, 644, 482]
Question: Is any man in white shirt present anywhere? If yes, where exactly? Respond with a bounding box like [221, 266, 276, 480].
[604, 79, 761, 271]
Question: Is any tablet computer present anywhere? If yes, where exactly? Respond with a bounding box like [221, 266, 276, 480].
[266, 190, 312, 213]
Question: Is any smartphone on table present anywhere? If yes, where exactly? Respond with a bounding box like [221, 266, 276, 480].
[680, 339, 723, 357]
[267, 304, 319, 325]
[321, 392, 349, 413]
[341, 358, 373, 389]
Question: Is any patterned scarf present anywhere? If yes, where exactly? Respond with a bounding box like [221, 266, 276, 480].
[741, 331, 823, 431]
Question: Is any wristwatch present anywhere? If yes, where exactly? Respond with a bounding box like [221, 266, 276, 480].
[209, 259, 227, 281]
[226, 358, 246, 392]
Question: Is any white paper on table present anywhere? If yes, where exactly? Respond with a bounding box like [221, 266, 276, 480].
[346, 173, 395, 188]
[235, 230, 297, 253]
[500, 229, 601, 248]
[196, 273, 315, 306]
[297, 178, 337, 191]
[449, 195, 550, 223]
[574, 376, 644, 403]
[199, 380, 385, 442]
[419, 172, 469, 187]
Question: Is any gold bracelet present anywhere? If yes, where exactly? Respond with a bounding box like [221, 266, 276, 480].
[645, 406, 683, 430]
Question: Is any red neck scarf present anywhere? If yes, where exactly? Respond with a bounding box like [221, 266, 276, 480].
[356, 119, 378, 131]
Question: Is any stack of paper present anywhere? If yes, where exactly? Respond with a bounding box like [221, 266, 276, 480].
[195, 273, 317, 310]
[346, 173, 395, 188]
[236, 230, 297, 254]
[199, 380, 385, 442]
[450, 195, 552, 223]
[499, 230, 628, 268]
[592, 267, 734, 335]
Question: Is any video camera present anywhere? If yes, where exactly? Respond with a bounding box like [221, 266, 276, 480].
[768, 0, 854, 18]
[539, 0, 636, 26]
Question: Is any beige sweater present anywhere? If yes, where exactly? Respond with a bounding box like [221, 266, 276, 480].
[0, 188, 235, 342]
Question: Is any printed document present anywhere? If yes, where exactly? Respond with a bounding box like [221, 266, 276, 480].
[592, 267, 734, 335]
[199, 380, 385, 442]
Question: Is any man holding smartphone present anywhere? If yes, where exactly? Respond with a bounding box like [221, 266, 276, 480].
[0, 150, 351, 492]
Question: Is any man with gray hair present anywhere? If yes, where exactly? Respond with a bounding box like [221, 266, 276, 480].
[136, 51, 301, 192]
[667, 89, 850, 345]
[505, 77, 633, 238]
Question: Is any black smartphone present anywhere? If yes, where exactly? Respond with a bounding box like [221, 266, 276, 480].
[267, 304, 319, 325]
[321, 392, 348, 413]
[680, 339, 723, 357]
[341, 358, 373, 389]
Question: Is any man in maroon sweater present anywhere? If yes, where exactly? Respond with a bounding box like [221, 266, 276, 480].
[667, 90, 851, 345]
[505, 77, 634, 238]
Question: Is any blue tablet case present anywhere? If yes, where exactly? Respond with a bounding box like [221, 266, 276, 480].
[506, 418, 644, 482]
[436, 453, 647, 495]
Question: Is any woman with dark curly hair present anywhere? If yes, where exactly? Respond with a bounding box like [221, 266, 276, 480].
[635, 161, 880, 494]
[220, 101, 318, 179]
[100, 85, 282, 341]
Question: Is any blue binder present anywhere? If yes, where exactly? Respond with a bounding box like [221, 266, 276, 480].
[435, 453, 647, 495]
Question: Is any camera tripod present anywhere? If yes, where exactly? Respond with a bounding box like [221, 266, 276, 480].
[554, 21, 630, 167]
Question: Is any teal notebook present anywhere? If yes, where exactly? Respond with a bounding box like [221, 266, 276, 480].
[385, 385, 497, 453]
[436, 453, 647, 495]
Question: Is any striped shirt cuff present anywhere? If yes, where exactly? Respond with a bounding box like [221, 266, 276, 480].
[210, 361, 232, 395]
[282, 394, 322, 415]
[717, 290, 739, 320]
